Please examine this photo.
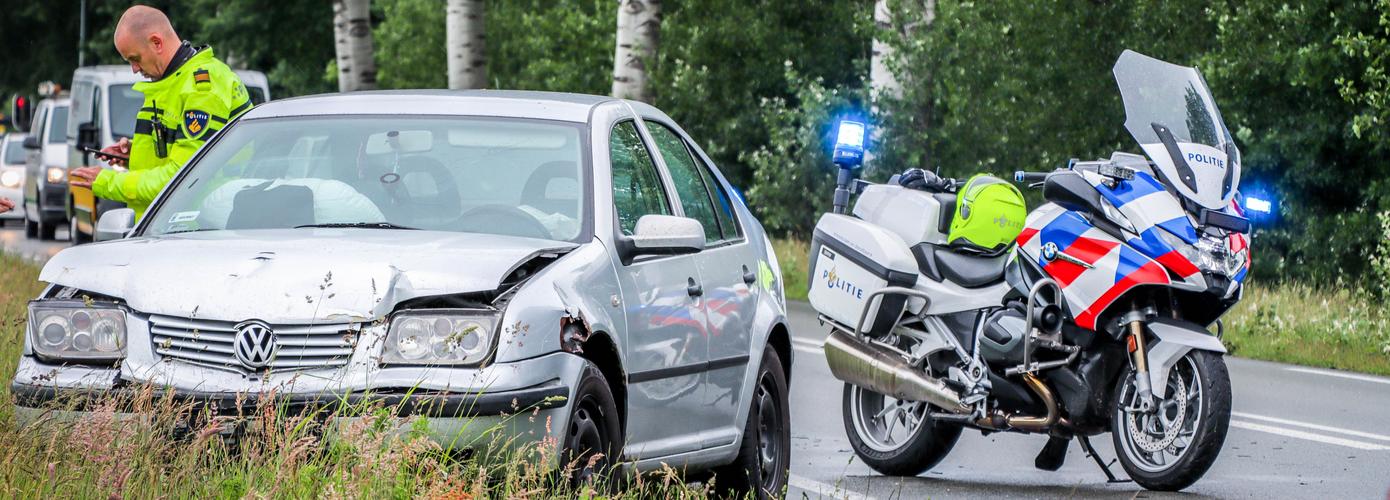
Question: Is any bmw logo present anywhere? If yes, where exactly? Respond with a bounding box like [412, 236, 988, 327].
[1041, 242, 1059, 261]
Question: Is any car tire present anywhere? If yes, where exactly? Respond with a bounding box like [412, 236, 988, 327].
[713, 346, 790, 499]
[561, 361, 623, 490]
[37, 214, 56, 240]
[24, 215, 38, 238]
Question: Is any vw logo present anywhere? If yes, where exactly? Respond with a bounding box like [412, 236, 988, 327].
[233, 320, 277, 369]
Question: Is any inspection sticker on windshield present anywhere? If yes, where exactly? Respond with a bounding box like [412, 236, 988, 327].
[169, 211, 199, 223]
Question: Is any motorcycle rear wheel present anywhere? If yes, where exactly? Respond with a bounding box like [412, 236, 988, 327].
[1111, 349, 1231, 491]
[842, 382, 962, 476]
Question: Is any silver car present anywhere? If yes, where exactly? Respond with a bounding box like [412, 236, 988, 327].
[11, 90, 792, 494]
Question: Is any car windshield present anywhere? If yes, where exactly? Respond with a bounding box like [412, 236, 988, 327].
[109, 85, 144, 139]
[3, 137, 26, 164]
[145, 115, 589, 242]
[48, 106, 69, 144]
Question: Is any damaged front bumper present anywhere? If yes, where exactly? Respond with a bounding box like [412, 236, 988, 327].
[10, 351, 588, 451]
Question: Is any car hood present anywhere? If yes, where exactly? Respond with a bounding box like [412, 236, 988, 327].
[40, 229, 576, 323]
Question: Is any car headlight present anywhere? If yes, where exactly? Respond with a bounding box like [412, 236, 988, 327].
[0, 169, 20, 188]
[1157, 229, 1244, 277]
[46, 166, 66, 184]
[382, 309, 497, 366]
[28, 301, 127, 362]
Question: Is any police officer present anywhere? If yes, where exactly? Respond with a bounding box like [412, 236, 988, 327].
[70, 6, 253, 221]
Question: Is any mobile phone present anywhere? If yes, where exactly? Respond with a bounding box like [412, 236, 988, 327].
[80, 146, 128, 162]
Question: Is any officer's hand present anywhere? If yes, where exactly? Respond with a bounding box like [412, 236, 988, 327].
[0, 197, 13, 214]
[70, 167, 102, 189]
[100, 138, 130, 167]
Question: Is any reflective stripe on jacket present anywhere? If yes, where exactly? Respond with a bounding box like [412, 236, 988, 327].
[92, 46, 252, 221]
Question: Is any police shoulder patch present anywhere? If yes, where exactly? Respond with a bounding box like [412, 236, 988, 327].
[183, 109, 211, 139]
[193, 69, 210, 83]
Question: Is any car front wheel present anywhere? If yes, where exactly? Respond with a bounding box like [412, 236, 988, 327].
[561, 361, 623, 490]
[714, 346, 790, 499]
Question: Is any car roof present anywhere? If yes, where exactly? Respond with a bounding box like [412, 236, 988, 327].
[74, 65, 270, 89]
[242, 90, 619, 123]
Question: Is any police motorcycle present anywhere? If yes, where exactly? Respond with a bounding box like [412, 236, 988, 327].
[809, 50, 1251, 491]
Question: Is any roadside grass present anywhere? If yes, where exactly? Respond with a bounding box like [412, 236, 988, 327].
[769, 238, 1390, 376]
[0, 252, 722, 498]
[1221, 282, 1390, 376]
[771, 238, 810, 302]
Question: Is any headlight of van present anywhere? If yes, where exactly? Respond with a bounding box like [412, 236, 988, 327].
[46, 167, 66, 184]
[382, 309, 497, 366]
[29, 301, 127, 362]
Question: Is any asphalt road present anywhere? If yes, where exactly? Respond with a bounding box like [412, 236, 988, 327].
[4, 226, 1389, 499]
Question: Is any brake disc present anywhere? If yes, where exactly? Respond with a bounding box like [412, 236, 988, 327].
[1126, 374, 1188, 453]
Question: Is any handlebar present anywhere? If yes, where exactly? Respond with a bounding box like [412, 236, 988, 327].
[1014, 171, 1050, 183]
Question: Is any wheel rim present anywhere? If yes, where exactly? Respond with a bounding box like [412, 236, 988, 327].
[753, 370, 785, 488]
[565, 395, 608, 484]
[1116, 354, 1204, 473]
[848, 384, 929, 453]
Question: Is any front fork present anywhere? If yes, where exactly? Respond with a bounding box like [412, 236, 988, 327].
[1125, 313, 1156, 412]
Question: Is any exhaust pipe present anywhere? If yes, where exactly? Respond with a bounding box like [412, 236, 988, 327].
[822, 330, 970, 414]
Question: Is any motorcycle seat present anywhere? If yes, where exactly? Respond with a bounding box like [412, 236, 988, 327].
[912, 243, 1008, 288]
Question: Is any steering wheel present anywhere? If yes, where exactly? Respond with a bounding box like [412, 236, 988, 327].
[456, 204, 553, 240]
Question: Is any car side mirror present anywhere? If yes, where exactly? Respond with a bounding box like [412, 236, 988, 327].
[1042, 171, 1104, 215]
[619, 214, 705, 264]
[95, 208, 136, 241]
[22, 135, 40, 150]
[77, 122, 100, 152]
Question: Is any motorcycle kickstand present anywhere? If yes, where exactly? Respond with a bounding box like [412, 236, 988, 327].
[1076, 435, 1131, 484]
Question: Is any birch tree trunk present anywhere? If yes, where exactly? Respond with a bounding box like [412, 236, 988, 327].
[871, 0, 935, 100]
[333, 0, 377, 92]
[611, 0, 661, 102]
[447, 0, 487, 89]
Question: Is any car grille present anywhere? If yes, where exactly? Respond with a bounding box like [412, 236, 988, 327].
[149, 314, 359, 372]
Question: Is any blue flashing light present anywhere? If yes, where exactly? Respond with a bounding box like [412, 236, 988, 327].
[832, 120, 867, 167]
[1244, 196, 1272, 214]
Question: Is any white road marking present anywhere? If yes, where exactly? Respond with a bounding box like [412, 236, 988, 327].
[1230, 420, 1390, 451]
[1286, 366, 1390, 386]
[1233, 412, 1390, 443]
[793, 344, 821, 355]
[788, 473, 875, 500]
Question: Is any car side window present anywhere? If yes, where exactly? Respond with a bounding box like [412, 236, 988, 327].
[692, 151, 742, 240]
[610, 121, 671, 236]
[647, 123, 723, 244]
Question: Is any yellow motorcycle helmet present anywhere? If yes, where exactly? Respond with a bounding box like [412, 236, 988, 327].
[947, 174, 1027, 253]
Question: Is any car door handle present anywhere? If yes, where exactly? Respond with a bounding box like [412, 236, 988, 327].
[742, 265, 757, 285]
[687, 277, 703, 297]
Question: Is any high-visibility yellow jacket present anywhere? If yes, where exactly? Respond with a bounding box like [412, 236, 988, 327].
[92, 46, 252, 221]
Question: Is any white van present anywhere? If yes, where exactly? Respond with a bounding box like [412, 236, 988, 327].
[65, 66, 271, 242]
[22, 96, 70, 240]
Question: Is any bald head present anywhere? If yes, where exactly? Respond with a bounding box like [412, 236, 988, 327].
[114, 6, 183, 80]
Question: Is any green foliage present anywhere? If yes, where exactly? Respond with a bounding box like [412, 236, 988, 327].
[1223, 282, 1390, 375]
[651, 0, 872, 189]
[742, 64, 867, 236]
[375, 0, 447, 89]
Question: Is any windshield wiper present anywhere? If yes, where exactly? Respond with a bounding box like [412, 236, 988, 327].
[294, 222, 420, 230]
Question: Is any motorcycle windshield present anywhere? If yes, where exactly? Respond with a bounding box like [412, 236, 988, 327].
[1114, 50, 1240, 210]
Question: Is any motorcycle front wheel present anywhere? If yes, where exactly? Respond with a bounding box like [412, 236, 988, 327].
[842, 382, 962, 476]
[1111, 349, 1231, 491]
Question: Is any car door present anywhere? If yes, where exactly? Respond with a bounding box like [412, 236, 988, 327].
[607, 119, 712, 459]
[642, 120, 759, 447]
